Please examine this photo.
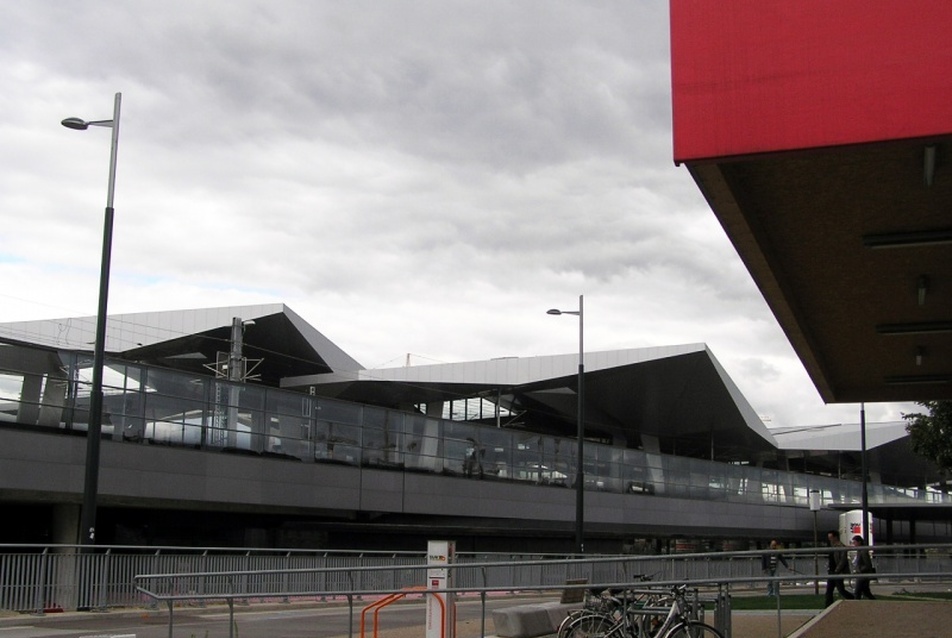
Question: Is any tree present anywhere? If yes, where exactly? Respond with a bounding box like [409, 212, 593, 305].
[903, 401, 952, 490]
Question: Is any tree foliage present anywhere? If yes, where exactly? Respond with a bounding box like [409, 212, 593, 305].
[903, 401, 952, 472]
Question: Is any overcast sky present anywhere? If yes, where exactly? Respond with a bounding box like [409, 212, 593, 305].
[0, 1, 914, 428]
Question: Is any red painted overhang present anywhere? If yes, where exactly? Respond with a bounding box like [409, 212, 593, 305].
[671, 0, 952, 163]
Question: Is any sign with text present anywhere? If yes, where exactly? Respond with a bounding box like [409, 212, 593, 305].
[426, 540, 456, 638]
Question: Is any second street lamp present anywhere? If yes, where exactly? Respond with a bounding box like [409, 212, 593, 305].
[547, 294, 584, 554]
[61, 92, 122, 547]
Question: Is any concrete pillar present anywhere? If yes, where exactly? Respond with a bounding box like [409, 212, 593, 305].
[52, 504, 81, 545]
[16, 374, 42, 425]
[38, 374, 69, 428]
[51, 504, 80, 611]
[642, 435, 665, 495]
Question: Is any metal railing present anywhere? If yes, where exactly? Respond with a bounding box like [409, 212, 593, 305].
[0, 545, 427, 613]
[128, 547, 952, 638]
[4, 543, 952, 636]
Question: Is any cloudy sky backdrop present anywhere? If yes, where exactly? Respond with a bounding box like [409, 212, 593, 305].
[0, 1, 914, 427]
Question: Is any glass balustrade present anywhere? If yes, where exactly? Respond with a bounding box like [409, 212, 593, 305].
[0, 339, 947, 508]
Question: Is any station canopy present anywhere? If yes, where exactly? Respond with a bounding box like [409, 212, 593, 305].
[671, 0, 952, 404]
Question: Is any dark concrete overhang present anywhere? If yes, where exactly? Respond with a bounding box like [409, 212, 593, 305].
[685, 138, 952, 403]
[670, 0, 952, 405]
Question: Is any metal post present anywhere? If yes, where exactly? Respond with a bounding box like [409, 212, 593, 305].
[227, 317, 244, 447]
[576, 295, 584, 554]
[860, 403, 869, 543]
[228, 317, 244, 382]
[809, 489, 821, 595]
[547, 295, 585, 554]
[66, 92, 121, 548]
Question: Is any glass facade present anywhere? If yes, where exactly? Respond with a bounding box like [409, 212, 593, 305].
[0, 340, 948, 509]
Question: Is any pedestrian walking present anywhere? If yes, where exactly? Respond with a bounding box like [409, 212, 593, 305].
[850, 535, 876, 599]
[824, 530, 855, 606]
[761, 539, 789, 596]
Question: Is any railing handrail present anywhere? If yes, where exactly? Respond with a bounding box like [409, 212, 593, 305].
[3, 542, 951, 617]
[130, 543, 952, 596]
[129, 543, 952, 581]
[127, 548, 952, 638]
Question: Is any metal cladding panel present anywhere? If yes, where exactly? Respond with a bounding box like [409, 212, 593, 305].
[360, 345, 709, 385]
[670, 0, 952, 162]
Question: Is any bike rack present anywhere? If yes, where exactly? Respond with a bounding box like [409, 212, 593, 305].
[360, 586, 438, 638]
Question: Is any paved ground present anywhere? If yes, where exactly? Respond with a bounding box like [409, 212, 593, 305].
[787, 600, 952, 638]
[0, 597, 947, 638]
[287, 600, 952, 638]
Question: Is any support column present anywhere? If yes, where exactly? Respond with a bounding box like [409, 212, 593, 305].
[17, 374, 43, 425]
[38, 374, 69, 428]
[642, 435, 665, 495]
[52, 505, 80, 611]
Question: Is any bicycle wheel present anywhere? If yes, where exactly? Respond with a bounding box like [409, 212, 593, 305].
[558, 610, 599, 638]
[662, 621, 724, 638]
[561, 611, 616, 638]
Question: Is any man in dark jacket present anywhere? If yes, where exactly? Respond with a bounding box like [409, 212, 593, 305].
[824, 530, 855, 606]
[851, 535, 876, 599]
[761, 539, 789, 596]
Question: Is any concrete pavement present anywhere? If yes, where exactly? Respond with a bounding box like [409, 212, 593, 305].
[0, 597, 947, 638]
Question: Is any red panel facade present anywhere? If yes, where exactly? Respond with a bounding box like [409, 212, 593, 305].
[671, 0, 952, 163]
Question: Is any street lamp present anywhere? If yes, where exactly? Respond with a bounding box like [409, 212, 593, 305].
[547, 294, 584, 554]
[62, 92, 122, 547]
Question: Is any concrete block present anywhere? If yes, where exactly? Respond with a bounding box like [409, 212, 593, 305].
[492, 601, 578, 638]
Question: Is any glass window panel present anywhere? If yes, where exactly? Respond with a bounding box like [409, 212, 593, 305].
[597, 446, 625, 493]
[362, 409, 404, 467]
[235, 385, 267, 452]
[264, 391, 313, 460]
[315, 399, 361, 465]
[402, 415, 442, 473]
[508, 433, 565, 485]
[98, 363, 142, 440]
[540, 435, 572, 488]
[317, 399, 360, 425]
[662, 455, 691, 498]
[0, 372, 25, 420]
[443, 421, 482, 477]
[407, 416, 443, 473]
[144, 367, 205, 401]
[477, 427, 513, 479]
[621, 449, 656, 495]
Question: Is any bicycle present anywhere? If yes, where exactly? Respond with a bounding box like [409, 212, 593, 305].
[559, 585, 723, 638]
[631, 585, 723, 638]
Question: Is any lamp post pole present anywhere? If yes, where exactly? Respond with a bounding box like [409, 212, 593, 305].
[62, 92, 122, 547]
[860, 402, 870, 544]
[808, 489, 821, 595]
[547, 294, 584, 554]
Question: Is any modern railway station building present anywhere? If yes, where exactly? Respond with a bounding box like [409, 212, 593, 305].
[2, 0, 951, 553]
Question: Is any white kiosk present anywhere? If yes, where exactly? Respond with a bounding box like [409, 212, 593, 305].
[839, 510, 874, 544]
[426, 540, 456, 638]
